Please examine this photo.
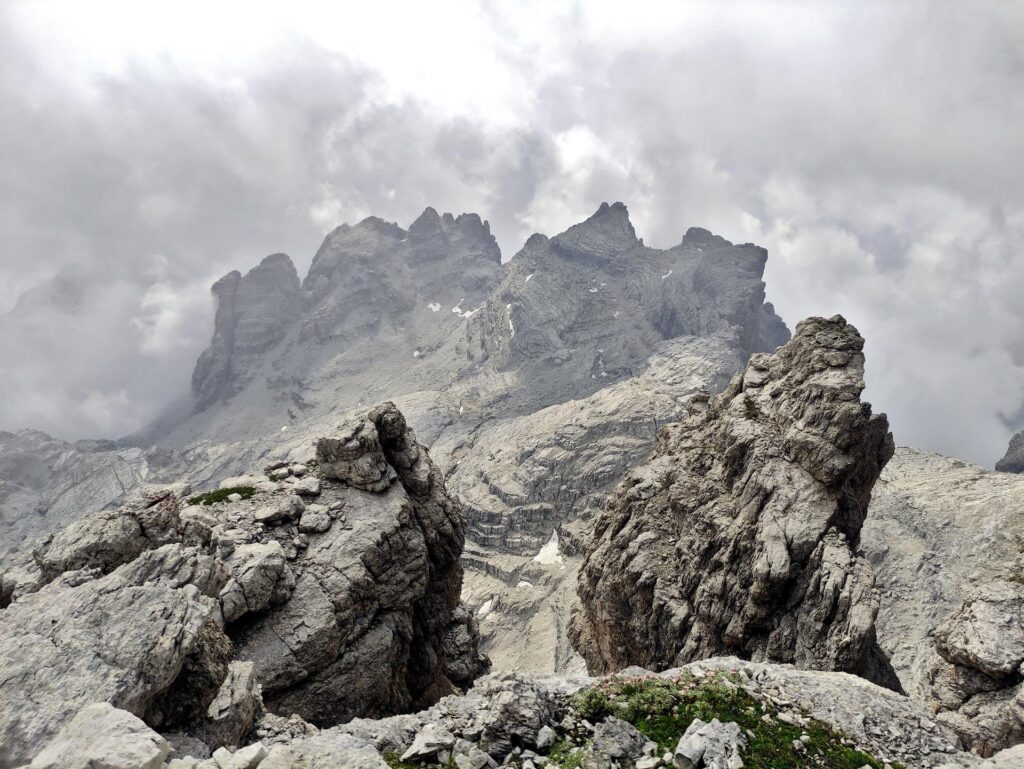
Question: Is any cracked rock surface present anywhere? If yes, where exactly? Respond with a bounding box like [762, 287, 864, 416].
[570, 316, 898, 689]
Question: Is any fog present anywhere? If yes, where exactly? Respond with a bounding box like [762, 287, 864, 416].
[1, 1, 1022, 465]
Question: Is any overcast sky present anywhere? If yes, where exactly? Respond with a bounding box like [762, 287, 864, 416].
[1, 1, 1023, 466]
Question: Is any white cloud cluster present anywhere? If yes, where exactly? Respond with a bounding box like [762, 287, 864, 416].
[1, 1, 1022, 465]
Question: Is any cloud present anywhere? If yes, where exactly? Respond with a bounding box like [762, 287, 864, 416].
[0, 1, 1022, 466]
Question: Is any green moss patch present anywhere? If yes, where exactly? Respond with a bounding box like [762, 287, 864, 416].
[187, 486, 255, 506]
[571, 674, 902, 769]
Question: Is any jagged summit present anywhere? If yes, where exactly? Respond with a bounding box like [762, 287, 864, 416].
[571, 315, 899, 690]
[551, 201, 639, 262]
[681, 225, 733, 250]
[996, 430, 1024, 473]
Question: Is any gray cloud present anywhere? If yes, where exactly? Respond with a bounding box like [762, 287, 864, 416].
[1, 2, 1022, 466]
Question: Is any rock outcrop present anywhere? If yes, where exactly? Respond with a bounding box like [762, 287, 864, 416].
[571, 316, 898, 690]
[996, 430, 1024, 473]
[0, 403, 485, 768]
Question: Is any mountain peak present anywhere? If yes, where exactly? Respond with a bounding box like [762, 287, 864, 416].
[410, 206, 442, 231]
[681, 226, 733, 249]
[550, 202, 639, 262]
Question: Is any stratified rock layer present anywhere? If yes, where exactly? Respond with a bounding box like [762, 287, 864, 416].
[0, 403, 485, 768]
[570, 316, 898, 689]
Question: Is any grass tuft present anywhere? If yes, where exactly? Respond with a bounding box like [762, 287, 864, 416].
[570, 673, 902, 769]
[187, 486, 255, 506]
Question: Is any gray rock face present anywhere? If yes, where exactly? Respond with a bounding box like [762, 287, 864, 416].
[0, 428, 151, 563]
[462, 204, 788, 420]
[995, 430, 1024, 473]
[0, 403, 485, 767]
[437, 334, 744, 554]
[864, 447, 1024, 755]
[570, 316, 898, 689]
[589, 716, 652, 763]
[28, 703, 171, 769]
[192, 253, 303, 410]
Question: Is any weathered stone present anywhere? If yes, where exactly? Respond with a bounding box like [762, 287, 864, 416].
[291, 476, 321, 497]
[297, 508, 331, 534]
[571, 317, 898, 690]
[673, 718, 745, 769]
[0, 547, 231, 768]
[191, 661, 263, 749]
[590, 716, 650, 761]
[401, 723, 457, 762]
[28, 703, 170, 769]
[253, 494, 304, 524]
[317, 420, 396, 492]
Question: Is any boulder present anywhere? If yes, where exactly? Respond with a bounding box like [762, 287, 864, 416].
[28, 702, 170, 769]
[673, 718, 745, 769]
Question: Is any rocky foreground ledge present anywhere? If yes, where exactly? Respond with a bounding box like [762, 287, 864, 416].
[15, 657, 1023, 769]
[0, 403, 487, 769]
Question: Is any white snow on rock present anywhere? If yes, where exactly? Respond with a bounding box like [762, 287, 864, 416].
[533, 530, 564, 566]
[413, 350, 421, 358]
[525, 272, 536, 283]
[661, 269, 673, 280]
[427, 302, 441, 312]
[451, 300, 482, 319]
[516, 580, 533, 589]
[477, 598, 494, 618]
[506, 304, 515, 338]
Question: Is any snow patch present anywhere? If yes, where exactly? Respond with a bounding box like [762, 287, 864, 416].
[661, 269, 673, 280]
[588, 288, 599, 294]
[427, 302, 441, 312]
[533, 530, 564, 567]
[525, 272, 536, 283]
[451, 299, 482, 319]
[280, 426, 289, 432]
[413, 350, 421, 358]
[477, 598, 494, 618]
[506, 303, 515, 338]
[516, 580, 533, 589]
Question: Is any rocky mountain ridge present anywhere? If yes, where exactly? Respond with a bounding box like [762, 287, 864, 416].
[0, 202, 789, 566]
